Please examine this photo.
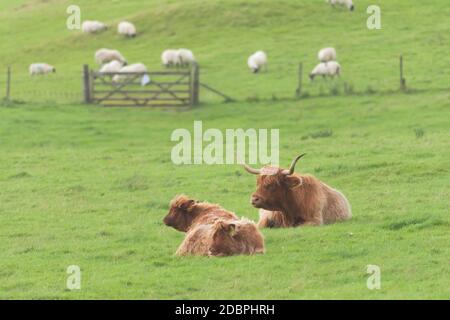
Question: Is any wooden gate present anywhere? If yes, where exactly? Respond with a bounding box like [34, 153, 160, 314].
[83, 64, 199, 107]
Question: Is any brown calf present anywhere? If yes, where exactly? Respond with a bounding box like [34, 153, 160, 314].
[244, 154, 352, 227]
[176, 218, 265, 257]
[163, 195, 238, 232]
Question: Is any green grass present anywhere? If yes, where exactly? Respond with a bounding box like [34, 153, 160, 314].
[0, 0, 449, 299]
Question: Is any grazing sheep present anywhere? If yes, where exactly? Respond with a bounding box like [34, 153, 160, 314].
[112, 63, 148, 83]
[95, 48, 127, 65]
[309, 61, 341, 80]
[163, 195, 238, 232]
[161, 49, 181, 68]
[328, 0, 354, 11]
[118, 21, 137, 37]
[29, 63, 56, 75]
[177, 48, 196, 67]
[318, 47, 337, 63]
[82, 20, 107, 34]
[175, 218, 265, 257]
[248, 51, 267, 73]
[99, 60, 124, 74]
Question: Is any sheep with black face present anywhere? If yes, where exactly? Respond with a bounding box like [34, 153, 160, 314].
[328, 0, 355, 11]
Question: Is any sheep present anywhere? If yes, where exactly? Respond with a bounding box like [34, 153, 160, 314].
[318, 47, 337, 63]
[82, 20, 107, 34]
[99, 60, 124, 74]
[175, 218, 265, 257]
[177, 48, 196, 67]
[118, 21, 137, 37]
[161, 49, 181, 68]
[112, 63, 148, 83]
[95, 48, 127, 65]
[247, 51, 267, 73]
[327, 0, 354, 11]
[29, 63, 56, 75]
[309, 61, 341, 80]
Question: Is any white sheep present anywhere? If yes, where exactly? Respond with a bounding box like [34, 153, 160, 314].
[178, 48, 196, 67]
[112, 63, 148, 83]
[118, 21, 137, 37]
[318, 47, 337, 63]
[248, 51, 268, 73]
[327, 0, 354, 11]
[95, 48, 127, 65]
[82, 20, 107, 34]
[161, 49, 181, 68]
[309, 61, 341, 80]
[99, 60, 125, 74]
[29, 63, 56, 75]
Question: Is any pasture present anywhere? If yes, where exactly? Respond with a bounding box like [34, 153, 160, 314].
[0, 0, 449, 299]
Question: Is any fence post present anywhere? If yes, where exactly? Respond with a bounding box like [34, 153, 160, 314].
[400, 55, 406, 91]
[6, 66, 11, 101]
[83, 64, 91, 103]
[296, 62, 303, 98]
[190, 63, 199, 106]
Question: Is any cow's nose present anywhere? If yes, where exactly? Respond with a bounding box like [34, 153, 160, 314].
[251, 195, 260, 205]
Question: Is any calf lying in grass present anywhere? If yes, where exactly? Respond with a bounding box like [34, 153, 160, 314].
[164, 195, 265, 256]
[163, 195, 238, 232]
[176, 218, 265, 257]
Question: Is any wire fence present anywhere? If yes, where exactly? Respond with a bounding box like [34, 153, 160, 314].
[0, 68, 82, 105]
[184, 56, 412, 103]
[0, 56, 442, 106]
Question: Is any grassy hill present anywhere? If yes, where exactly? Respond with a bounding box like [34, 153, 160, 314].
[0, 0, 449, 299]
[2, 0, 450, 101]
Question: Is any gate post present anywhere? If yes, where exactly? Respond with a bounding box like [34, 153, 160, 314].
[190, 63, 199, 106]
[296, 62, 303, 98]
[5, 66, 11, 102]
[400, 55, 406, 91]
[83, 64, 91, 103]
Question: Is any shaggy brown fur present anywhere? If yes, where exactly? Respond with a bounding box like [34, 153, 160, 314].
[257, 209, 292, 228]
[246, 164, 352, 227]
[176, 218, 265, 257]
[163, 195, 238, 232]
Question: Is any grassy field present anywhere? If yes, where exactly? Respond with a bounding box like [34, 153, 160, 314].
[0, 0, 449, 299]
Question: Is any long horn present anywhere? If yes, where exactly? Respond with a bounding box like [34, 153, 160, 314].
[283, 154, 306, 175]
[243, 164, 261, 175]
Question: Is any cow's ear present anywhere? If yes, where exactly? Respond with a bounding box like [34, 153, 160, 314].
[180, 199, 196, 212]
[228, 223, 236, 237]
[218, 222, 236, 236]
[284, 175, 302, 189]
[226, 223, 237, 236]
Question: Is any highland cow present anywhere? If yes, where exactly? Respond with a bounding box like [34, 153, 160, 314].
[163, 195, 238, 232]
[244, 154, 352, 227]
[176, 218, 265, 257]
[257, 209, 292, 228]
